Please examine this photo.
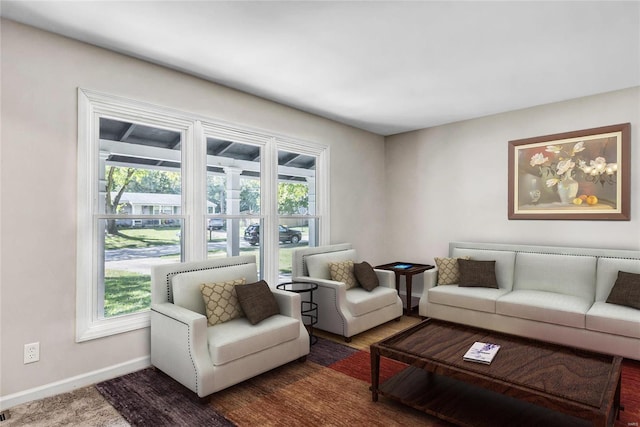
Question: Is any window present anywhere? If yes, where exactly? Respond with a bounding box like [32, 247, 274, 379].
[76, 89, 329, 341]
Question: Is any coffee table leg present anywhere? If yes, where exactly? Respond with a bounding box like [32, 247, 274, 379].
[371, 346, 380, 402]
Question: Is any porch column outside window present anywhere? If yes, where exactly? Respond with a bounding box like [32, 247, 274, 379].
[224, 166, 243, 256]
[306, 176, 317, 247]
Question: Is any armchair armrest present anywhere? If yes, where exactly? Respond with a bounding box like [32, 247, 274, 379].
[292, 276, 348, 304]
[271, 289, 301, 320]
[152, 301, 206, 324]
[150, 302, 213, 396]
[373, 269, 395, 288]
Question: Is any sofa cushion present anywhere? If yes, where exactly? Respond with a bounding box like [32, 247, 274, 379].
[451, 248, 516, 291]
[345, 286, 398, 317]
[329, 260, 358, 289]
[586, 301, 640, 339]
[596, 257, 640, 301]
[200, 278, 246, 326]
[172, 263, 259, 315]
[496, 290, 591, 328]
[235, 280, 280, 325]
[428, 285, 509, 313]
[305, 249, 357, 280]
[434, 257, 469, 285]
[513, 252, 596, 301]
[353, 261, 379, 291]
[458, 259, 498, 288]
[207, 314, 300, 365]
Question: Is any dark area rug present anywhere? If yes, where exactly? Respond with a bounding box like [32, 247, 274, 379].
[95, 368, 234, 426]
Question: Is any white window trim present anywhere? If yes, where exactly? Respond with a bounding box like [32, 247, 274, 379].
[77, 88, 330, 342]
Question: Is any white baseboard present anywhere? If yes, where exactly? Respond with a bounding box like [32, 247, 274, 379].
[0, 356, 150, 411]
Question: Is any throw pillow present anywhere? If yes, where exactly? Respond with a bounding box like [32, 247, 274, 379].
[329, 260, 358, 289]
[434, 256, 470, 285]
[200, 278, 246, 326]
[606, 271, 640, 310]
[235, 280, 280, 325]
[354, 261, 379, 291]
[457, 259, 499, 288]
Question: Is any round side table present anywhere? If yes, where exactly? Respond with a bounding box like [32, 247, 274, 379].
[277, 282, 318, 345]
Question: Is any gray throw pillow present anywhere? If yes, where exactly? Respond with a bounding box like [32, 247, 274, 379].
[353, 261, 379, 291]
[606, 271, 640, 310]
[235, 280, 280, 325]
[457, 259, 498, 288]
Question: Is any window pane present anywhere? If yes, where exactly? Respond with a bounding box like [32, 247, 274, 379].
[206, 137, 262, 259]
[101, 219, 183, 318]
[100, 118, 182, 216]
[207, 218, 262, 278]
[277, 150, 315, 215]
[278, 219, 313, 282]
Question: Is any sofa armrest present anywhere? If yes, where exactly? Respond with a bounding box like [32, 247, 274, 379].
[424, 268, 438, 288]
[271, 289, 302, 320]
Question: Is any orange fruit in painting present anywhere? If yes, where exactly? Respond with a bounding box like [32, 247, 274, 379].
[579, 194, 588, 201]
[586, 195, 598, 205]
[572, 198, 583, 205]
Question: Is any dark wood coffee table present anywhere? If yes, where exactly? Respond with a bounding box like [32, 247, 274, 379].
[371, 319, 622, 427]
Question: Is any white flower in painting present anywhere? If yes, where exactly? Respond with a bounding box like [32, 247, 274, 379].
[590, 157, 607, 173]
[571, 141, 585, 155]
[545, 145, 562, 154]
[546, 178, 559, 187]
[556, 159, 575, 176]
[530, 153, 548, 167]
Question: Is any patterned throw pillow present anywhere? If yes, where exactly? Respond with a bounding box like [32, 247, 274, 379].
[235, 280, 280, 325]
[329, 260, 358, 289]
[200, 278, 246, 326]
[434, 256, 470, 285]
[606, 270, 640, 310]
[457, 259, 499, 288]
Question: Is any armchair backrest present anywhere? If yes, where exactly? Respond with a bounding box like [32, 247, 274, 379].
[151, 256, 258, 314]
[292, 243, 354, 279]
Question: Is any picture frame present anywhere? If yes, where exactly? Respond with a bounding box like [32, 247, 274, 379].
[508, 123, 630, 220]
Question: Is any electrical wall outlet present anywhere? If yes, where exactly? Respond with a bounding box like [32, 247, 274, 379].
[24, 342, 39, 364]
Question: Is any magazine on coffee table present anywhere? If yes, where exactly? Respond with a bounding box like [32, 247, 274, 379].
[463, 342, 501, 364]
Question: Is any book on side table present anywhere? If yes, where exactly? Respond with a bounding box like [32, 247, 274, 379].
[463, 342, 501, 364]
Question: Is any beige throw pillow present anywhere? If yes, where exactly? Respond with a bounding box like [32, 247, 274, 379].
[200, 278, 246, 326]
[329, 260, 358, 289]
[434, 256, 470, 285]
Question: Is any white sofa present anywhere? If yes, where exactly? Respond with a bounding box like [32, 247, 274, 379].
[292, 243, 403, 341]
[419, 242, 640, 360]
[150, 256, 309, 398]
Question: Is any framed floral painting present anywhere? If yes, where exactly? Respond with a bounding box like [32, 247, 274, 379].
[508, 123, 630, 220]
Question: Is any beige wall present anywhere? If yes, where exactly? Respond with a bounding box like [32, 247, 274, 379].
[385, 87, 640, 265]
[0, 19, 386, 400]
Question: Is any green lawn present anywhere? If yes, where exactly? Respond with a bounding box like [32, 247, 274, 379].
[105, 227, 181, 250]
[104, 270, 150, 317]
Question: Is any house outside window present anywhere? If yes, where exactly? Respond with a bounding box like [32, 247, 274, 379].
[77, 89, 329, 341]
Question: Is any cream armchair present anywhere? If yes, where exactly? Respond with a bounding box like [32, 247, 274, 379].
[150, 255, 309, 398]
[292, 244, 403, 341]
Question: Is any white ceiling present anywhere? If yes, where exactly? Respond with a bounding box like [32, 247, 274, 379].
[2, 1, 639, 135]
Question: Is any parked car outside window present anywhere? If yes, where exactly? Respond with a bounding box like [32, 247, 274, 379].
[243, 224, 301, 245]
[208, 218, 225, 230]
